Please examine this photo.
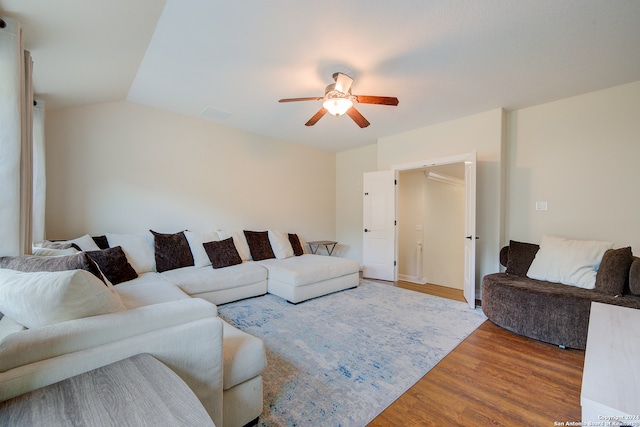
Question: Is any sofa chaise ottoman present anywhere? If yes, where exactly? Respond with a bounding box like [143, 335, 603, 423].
[258, 254, 359, 303]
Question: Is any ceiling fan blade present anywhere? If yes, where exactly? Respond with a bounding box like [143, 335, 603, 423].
[279, 97, 323, 103]
[305, 108, 328, 126]
[346, 107, 370, 128]
[334, 72, 353, 94]
[354, 95, 399, 106]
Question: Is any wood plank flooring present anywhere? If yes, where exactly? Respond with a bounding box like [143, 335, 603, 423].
[366, 280, 586, 427]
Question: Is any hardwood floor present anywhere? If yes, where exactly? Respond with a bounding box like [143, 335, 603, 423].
[366, 280, 586, 427]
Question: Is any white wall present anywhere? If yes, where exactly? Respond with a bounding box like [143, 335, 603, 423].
[45, 101, 336, 242]
[506, 81, 640, 253]
[335, 144, 377, 262]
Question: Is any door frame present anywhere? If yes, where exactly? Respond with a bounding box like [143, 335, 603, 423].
[392, 151, 477, 308]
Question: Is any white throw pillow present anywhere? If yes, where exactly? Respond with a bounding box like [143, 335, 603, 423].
[268, 230, 294, 259]
[67, 234, 101, 251]
[184, 231, 219, 267]
[105, 233, 156, 274]
[527, 235, 613, 289]
[0, 269, 125, 328]
[216, 230, 251, 261]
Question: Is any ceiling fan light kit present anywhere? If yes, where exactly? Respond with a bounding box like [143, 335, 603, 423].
[323, 97, 353, 116]
[279, 72, 399, 128]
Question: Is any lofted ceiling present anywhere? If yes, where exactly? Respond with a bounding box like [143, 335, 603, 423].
[2, 0, 640, 152]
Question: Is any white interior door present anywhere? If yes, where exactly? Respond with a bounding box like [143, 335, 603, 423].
[463, 152, 477, 308]
[362, 170, 396, 281]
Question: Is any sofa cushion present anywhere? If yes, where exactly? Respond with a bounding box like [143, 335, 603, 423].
[0, 269, 125, 328]
[221, 319, 266, 390]
[114, 273, 192, 309]
[288, 233, 304, 256]
[185, 231, 219, 268]
[268, 230, 294, 259]
[150, 230, 195, 273]
[216, 230, 252, 262]
[0, 315, 26, 341]
[161, 263, 268, 296]
[106, 233, 155, 274]
[86, 246, 139, 285]
[203, 238, 243, 269]
[243, 230, 275, 261]
[628, 257, 640, 296]
[595, 247, 633, 296]
[527, 235, 613, 289]
[0, 252, 105, 284]
[92, 235, 110, 250]
[67, 234, 102, 251]
[257, 254, 359, 287]
[505, 240, 539, 277]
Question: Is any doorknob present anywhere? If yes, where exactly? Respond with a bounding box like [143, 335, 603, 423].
[364, 229, 370, 232]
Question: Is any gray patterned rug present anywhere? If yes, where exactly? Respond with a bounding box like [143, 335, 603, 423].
[218, 280, 486, 427]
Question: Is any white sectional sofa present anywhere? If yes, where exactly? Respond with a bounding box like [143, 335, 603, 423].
[0, 228, 360, 427]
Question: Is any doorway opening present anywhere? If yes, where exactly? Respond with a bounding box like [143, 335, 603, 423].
[362, 151, 476, 308]
[397, 163, 465, 292]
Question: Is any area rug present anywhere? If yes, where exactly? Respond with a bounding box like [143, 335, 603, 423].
[218, 280, 487, 427]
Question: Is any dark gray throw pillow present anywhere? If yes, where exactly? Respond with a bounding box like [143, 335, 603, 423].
[150, 230, 194, 273]
[41, 240, 78, 250]
[629, 257, 640, 296]
[595, 247, 633, 296]
[86, 246, 138, 285]
[288, 233, 304, 256]
[203, 238, 242, 269]
[243, 230, 275, 261]
[505, 240, 540, 277]
[92, 235, 110, 250]
[0, 252, 105, 284]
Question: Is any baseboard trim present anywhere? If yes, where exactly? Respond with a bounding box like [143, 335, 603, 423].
[398, 274, 427, 285]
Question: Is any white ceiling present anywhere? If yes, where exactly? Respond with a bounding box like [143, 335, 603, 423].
[2, 0, 640, 152]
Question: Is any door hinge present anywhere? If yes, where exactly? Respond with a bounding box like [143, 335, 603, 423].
[364, 192, 369, 196]
[394, 261, 397, 266]
[394, 179, 397, 185]
[394, 220, 397, 226]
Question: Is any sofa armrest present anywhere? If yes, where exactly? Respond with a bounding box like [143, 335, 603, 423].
[0, 298, 217, 372]
[0, 298, 224, 426]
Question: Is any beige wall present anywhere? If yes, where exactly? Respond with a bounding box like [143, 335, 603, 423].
[45, 101, 336, 242]
[506, 81, 640, 253]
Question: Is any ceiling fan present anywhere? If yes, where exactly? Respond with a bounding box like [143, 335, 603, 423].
[278, 72, 399, 128]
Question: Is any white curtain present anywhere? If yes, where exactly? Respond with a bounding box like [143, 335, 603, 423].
[33, 99, 46, 244]
[0, 16, 34, 256]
